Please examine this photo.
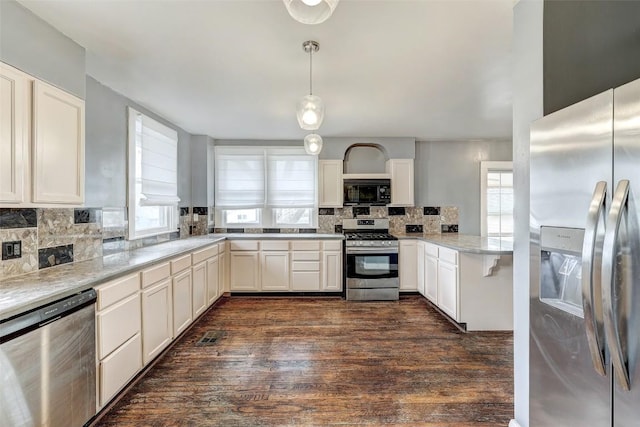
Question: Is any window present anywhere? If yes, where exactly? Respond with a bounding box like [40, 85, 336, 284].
[127, 107, 179, 240]
[215, 147, 317, 228]
[481, 161, 513, 238]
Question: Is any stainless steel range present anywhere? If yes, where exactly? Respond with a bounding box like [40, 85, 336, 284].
[343, 219, 399, 301]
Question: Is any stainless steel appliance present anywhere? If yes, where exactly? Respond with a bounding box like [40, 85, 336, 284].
[0, 289, 97, 427]
[343, 179, 391, 206]
[530, 77, 640, 426]
[344, 218, 399, 300]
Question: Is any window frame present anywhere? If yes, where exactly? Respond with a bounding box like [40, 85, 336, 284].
[127, 107, 179, 240]
[480, 161, 513, 238]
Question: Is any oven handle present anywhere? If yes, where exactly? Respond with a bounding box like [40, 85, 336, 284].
[345, 247, 398, 255]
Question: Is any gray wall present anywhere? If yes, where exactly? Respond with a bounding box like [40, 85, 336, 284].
[543, 0, 640, 115]
[191, 135, 214, 208]
[0, 0, 86, 99]
[85, 76, 192, 208]
[415, 139, 512, 235]
[513, 1, 544, 426]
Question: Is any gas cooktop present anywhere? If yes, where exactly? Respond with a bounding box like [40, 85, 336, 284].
[344, 232, 397, 241]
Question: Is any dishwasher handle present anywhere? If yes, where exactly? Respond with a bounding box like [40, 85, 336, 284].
[0, 288, 96, 343]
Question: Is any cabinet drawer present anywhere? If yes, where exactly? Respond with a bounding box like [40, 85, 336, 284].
[291, 240, 320, 251]
[292, 251, 320, 261]
[439, 247, 458, 265]
[291, 271, 321, 290]
[323, 240, 342, 251]
[141, 262, 171, 288]
[97, 293, 141, 359]
[261, 240, 289, 251]
[292, 261, 320, 271]
[230, 240, 259, 251]
[192, 245, 218, 265]
[171, 254, 192, 274]
[99, 333, 142, 408]
[96, 273, 140, 310]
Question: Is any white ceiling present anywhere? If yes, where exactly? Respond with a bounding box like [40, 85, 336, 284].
[18, 0, 513, 141]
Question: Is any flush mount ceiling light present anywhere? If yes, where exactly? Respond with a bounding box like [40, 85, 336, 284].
[304, 133, 323, 155]
[297, 40, 324, 131]
[283, 0, 339, 25]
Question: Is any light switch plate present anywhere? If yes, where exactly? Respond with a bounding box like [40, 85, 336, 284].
[2, 241, 22, 260]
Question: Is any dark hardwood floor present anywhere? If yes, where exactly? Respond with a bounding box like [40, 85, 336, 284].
[95, 296, 513, 426]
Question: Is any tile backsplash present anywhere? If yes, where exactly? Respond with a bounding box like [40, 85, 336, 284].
[0, 204, 459, 280]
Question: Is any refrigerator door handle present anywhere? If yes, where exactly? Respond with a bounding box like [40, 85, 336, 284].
[581, 181, 607, 376]
[602, 179, 631, 391]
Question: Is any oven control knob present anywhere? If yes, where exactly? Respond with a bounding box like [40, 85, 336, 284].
[380, 188, 386, 193]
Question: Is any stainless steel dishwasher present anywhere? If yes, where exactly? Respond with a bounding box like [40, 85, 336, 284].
[0, 289, 97, 427]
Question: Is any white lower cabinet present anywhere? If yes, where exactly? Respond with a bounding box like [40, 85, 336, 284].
[99, 333, 142, 407]
[322, 251, 342, 291]
[218, 242, 228, 294]
[172, 269, 193, 337]
[399, 240, 418, 291]
[192, 261, 208, 318]
[207, 255, 220, 305]
[230, 252, 260, 291]
[141, 278, 173, 364]
[261, 251, 290, 290]
[424, 253, 438, 303]
[291, 241, 321, 291]
[417, 242, 425, 296]
[437, 259, 459, 321]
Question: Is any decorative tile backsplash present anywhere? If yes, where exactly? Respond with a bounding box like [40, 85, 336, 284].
[0, 204, 459, 280]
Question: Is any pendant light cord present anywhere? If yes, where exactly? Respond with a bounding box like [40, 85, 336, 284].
[309, 47, 313, 96]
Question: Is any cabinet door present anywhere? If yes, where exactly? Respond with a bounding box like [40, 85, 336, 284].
[417, 242, 425, 296]
[141, 278, 173, 364]
[386, 159, 414, 206]
[291, 271, 321, 291]
[322, 250, 342, 291]
[0, 63, 28, 203]
[319, 160, 343, 207]
[96, 293, 141, 359]
[229, 252, 260, 291]
[437, 261, 459, 321]
[424, 255, 438, 303]
[207, 255, 219, 305]
[399, 240, 417, 291]
[218, 249, 227, 294]
[192, 261, 207, 318]
[32, 80, 84, 204]
[172, 269, 193, 337]
[99, 333, 142, 408]
[261, 251, 290, 291]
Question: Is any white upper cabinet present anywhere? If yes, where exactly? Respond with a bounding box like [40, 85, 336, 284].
[32, 80, 85, 204]
[318, 160, 343, 207]
[0, 61, 85, 206]
[0, 63, 28, 203]
[386, 159, 414, 207]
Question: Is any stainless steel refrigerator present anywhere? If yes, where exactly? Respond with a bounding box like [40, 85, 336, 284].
[530, 77, 640, 426]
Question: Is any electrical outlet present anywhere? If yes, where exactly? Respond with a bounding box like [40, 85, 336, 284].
[193, 213, 199, 221]
[2, 241, 22, 260]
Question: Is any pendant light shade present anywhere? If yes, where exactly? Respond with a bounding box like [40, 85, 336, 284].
[297, 94, 325, 130]
[297, 40, 324, 131]
[304, 134, 323, 155]
[283, 0, 339, 25]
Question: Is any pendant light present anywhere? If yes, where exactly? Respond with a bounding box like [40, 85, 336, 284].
[297, 40, 324, 131]
[304, 133, 323, 155]
[283, 0, 339, 25]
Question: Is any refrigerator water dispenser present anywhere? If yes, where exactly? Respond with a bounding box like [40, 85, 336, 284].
[539, 226, 586, 317]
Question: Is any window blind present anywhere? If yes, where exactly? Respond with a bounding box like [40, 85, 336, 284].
[267, 153, 316, 208]
[215, 148, 265, 208]
[130, 108, 180, 206]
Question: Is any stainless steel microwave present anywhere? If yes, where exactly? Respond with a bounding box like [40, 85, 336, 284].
[343, 179, 391, 206]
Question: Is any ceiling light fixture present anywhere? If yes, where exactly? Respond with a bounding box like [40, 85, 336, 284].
[283, 0, 339, 25]
[297, 40, 324, 131]
[304, 133, 323, 156]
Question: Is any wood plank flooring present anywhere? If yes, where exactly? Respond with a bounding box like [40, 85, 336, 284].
[95, 296, 513, 426]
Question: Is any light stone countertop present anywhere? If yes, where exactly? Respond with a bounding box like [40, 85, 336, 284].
[0, 233, 343, 321]
[394, 233, 513, 255]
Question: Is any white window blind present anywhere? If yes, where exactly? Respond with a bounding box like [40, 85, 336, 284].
[267, 151, 316, 208]
[131, 108, 180, 206]
[215, 148, 265, 208]
[480, 161, 513, 238]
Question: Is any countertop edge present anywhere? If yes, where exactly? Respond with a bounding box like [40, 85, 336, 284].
[0, 233, 344, 321]
[395, 234, 513, 255]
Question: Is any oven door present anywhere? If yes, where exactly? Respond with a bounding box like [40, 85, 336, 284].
[346, 248, 398, 280]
